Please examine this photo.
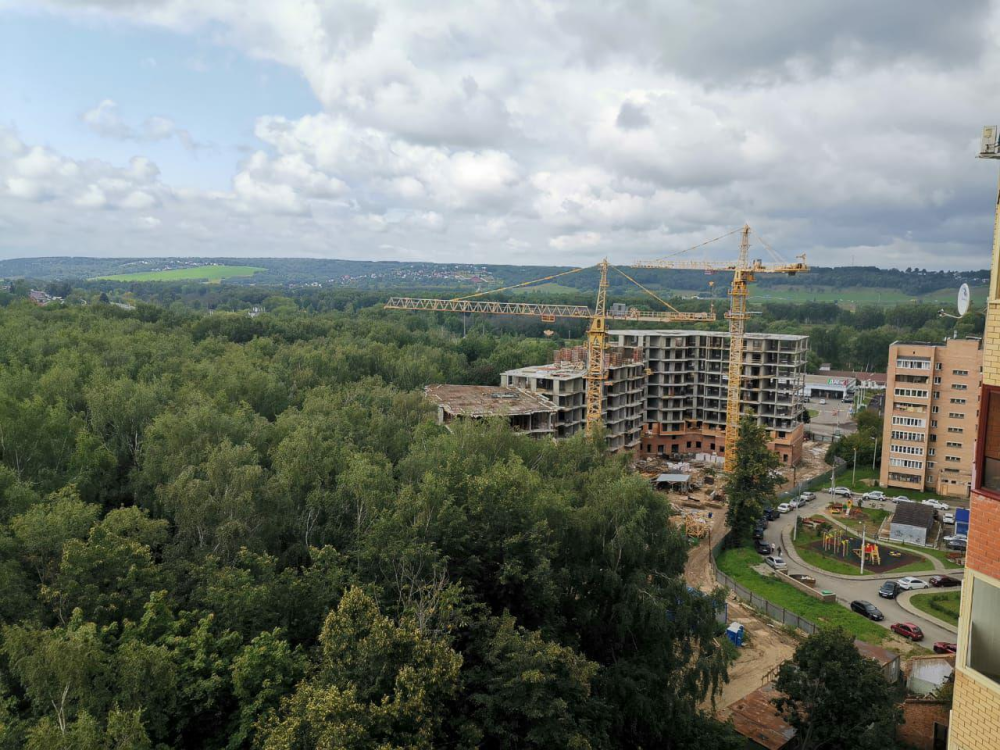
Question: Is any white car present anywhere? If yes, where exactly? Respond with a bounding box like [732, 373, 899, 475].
[819, 399, 827, 405]
[891, 495, 911, 504]
[830, 486, 853, 497]
[922, 499, 950, 511]
[897, 577, 930, 591]
[800, 491, 816, 502]
[777, 503, 792, 514]
[765, 555, 788, 571]
[862, 490, 886, 502]
[943, 513, 955, 525]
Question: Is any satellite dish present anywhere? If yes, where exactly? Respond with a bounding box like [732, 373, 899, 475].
[957, 283, 971, 316]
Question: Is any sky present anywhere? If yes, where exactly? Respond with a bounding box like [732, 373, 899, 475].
[2, 1, 1000, 269]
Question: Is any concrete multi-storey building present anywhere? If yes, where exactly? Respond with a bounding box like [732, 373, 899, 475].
[501, 346, 645, 451]
[424, 384, 558, 437]
[878, 338, 983, 499]
[605, 330, 808, 465]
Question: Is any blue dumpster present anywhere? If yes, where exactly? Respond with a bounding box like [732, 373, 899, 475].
[726, 622, 745, 648]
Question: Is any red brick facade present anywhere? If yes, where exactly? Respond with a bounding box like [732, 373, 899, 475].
[966, 492, 1000, 581]
[898, 699, 949, 750]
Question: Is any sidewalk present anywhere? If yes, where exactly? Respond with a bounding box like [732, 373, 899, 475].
[896, 591, 959, 635]
[779, 528, 940, 582]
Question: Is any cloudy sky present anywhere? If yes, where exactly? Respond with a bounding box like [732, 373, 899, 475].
[2, 1, 1000, 269]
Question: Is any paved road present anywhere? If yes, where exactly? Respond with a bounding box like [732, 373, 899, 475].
[762, 491, 960, 646]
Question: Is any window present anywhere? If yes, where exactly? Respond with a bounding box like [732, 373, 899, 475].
[946, 441, 963, 448]
[891, 430, 923, 441]
[894, 388, 929, 398]
[977, 386, 1000, 494]
[928, 448, 936, 456]
[892, 416, 926, 427]
[946, 455, 961, 463]
[932, 420, 938, 428]
[932, 406, 940, 414]
[953, 369, 969, 376]
[953, 384, 969, 391]
[948, 427, 964, 434]
[934, 376, 942, 384]
[968, 576, 1000, 686]
[889, 458, 923, 469]
[951, 398, 967, 405]
[949, 412, 965, 419]
[898, 358, 931, 370]
[890, 444, 924, 456]
[933, 391, 941, 399]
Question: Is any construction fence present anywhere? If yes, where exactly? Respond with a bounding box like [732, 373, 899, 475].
[710, 532, 819, 636]
[777, 457, 847, 501]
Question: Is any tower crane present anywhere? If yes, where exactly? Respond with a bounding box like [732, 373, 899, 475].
[632, 224, 808, 472]
[385, 260, 715, 436]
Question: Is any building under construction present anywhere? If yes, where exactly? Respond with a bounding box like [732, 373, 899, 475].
[501, 345, 646, 451]
[608, 329, 808, 465]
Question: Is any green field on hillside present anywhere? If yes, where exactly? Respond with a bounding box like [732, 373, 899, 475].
[94, 265, 265, 282]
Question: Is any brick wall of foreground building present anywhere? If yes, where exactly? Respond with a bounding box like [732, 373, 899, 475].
[950, 670, 1000, 750]
[898, 698, 950, 750]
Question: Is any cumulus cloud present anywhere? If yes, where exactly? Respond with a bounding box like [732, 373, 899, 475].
[5, 1, 1000, 267]
[81, 99, 203, 151]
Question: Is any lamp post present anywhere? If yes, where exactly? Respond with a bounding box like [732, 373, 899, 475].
[871, 435, 879, 472]
[852, 447, 858, 485]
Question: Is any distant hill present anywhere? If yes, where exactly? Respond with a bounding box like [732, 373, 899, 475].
[0, 256, 988, 305]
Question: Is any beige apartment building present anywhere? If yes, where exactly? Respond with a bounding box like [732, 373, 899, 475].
[879, 337, 983, 499]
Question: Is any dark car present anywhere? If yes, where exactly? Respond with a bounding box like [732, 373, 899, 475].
[850, 600, 884, 621]
[764, 507, 780, 521]
[755, 539, 772, 555]
[890, 622, 924, 641]
[752, 526, 765, 540]
[878, 580, 900, 600]
[757, 516, 769, 529]
[933, 642, 958, 654]
[947, 539, 968, 551]
[929, 575, 962, 588]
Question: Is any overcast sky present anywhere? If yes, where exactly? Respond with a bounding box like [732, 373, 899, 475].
[2, 1, 1000, 269]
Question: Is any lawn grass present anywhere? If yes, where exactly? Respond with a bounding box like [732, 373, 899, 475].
[909, 591, 961, 627]
[94, 265, 265, 282]
[716, 547, 889, 643]
[807, 409, 820, 418]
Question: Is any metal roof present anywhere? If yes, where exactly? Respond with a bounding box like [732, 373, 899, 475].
[656, 473, 691, 483]
[891, 502, 936, 530]
[726, 682, 797, 750]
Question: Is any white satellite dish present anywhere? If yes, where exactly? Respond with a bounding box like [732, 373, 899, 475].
[957, 283, 971, 316]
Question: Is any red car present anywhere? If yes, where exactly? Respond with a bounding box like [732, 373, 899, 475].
[929, 575, 962, 588]
[933, 642, 957, 654]
[891, 622, 924, 641]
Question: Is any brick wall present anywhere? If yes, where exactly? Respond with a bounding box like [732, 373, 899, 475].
[898, 698, 949, 750]
[967, 491, 1000, 581]
[950, 670, 1000, 749]
[983, 302, 1000, 386]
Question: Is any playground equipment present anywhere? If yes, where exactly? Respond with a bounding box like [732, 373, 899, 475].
[852, 541, 881, 566]
[821, 529, 881, 565]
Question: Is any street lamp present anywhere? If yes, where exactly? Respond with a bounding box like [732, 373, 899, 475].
[871, 435, 879, 472]
[852, 446, 858, 485]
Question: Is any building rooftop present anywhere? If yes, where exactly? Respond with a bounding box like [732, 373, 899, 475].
[890, 337, 984, 350]
[824, 370, 887, 384]
[726, 682, 797, 750]
[609, 328, 807, 342]
[891, 502, 936, 530]
[854, 639, 899, 667]
[501, 362, 587, 380]
[424, 385, 558, 417]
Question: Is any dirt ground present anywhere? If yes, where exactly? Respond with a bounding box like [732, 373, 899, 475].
[665, 441, 833, 715]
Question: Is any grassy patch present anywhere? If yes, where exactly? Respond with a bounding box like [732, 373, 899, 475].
[94, 265, 265, 282]
[716, 547, 889, 643]
[807, 409, 820, 418]
[909, 591, 961, 627]
[790, 526, 929, 576]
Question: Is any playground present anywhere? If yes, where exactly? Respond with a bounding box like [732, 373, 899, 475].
[804, 527, 923, 574]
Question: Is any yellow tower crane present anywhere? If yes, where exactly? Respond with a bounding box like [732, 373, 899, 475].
[632, 224, 807, 472]
[385, 260, 715, 437]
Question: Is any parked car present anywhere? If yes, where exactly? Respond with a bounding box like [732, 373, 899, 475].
[933, 642, 958, 654]
[830, 486, 853, 497]
[752, 527, 764, 540]
[929, 575, 962, 588]
[891, 622, 925, 641]
[891, 495, 911, 503]
[922, 498, 950, 511]
[765, 555, 787, 571]
[850, 600, 884, 621]
[777, 503, 792, 514]
[947, 539, 968, 551]
[755, 539, 772, 555]
[943, 512, 955, 525]
[878, 580, 900, 599]
[943, 533, 968, 544]
[862, 490, 886, 502]
[766, 507, 781, 521]
[799, 491, 816, 502]
[897, 577, 930, 591]
[819, 399, 827, 405]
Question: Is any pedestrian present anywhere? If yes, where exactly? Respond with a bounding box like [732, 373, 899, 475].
[777, 545, 782, 555]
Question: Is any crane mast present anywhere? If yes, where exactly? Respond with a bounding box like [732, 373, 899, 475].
[585, 260, 610, 429]
[631, 224, 808, 472]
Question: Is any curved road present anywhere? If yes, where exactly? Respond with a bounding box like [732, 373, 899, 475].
[762, 490, 960, 646]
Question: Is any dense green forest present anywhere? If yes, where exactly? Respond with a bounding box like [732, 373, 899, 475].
[0, 297, 742, 749]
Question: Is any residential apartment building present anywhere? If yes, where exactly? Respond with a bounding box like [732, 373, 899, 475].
[501, 345, 645, 452]
[608, 330, 808, 465]
[878, 338, 983, 499]
[950, 132, 1000, 749]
